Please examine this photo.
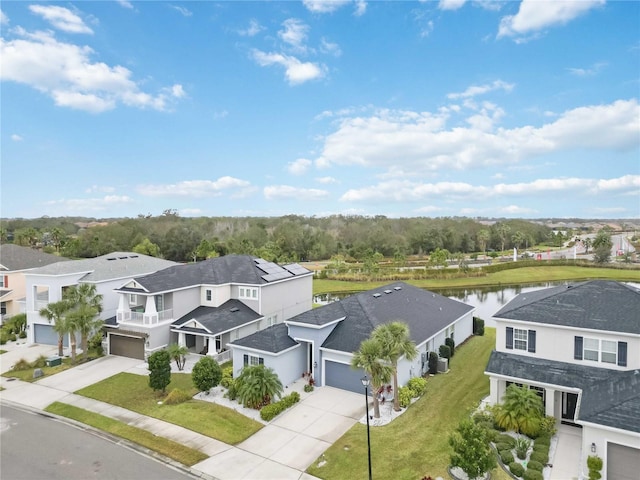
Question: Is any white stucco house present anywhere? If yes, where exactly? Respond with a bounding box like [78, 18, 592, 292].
[25, 252, 177, 347]
[229, 282, 476, 393]
[107, 255, 313, 361]
[485, 280, 640, 480]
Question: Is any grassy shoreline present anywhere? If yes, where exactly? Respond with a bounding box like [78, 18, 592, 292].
[313, 265, 640, 295]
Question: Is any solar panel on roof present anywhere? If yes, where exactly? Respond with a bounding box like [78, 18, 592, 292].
[283, 264, 309, 275]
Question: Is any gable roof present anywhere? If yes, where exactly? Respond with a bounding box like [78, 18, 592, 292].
[172, 299, 261, 336]
[493, 280, 640, 335]
[230, 323, 299, 354]
[26, 252, 177, 283]
[0, 244, 69, 271]
[124, 254, 312, 293]
[320, 282, 474, 352]
[486, 351, 640, 433]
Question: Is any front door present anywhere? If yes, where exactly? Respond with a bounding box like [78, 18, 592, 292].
[562, 392, 579, 424]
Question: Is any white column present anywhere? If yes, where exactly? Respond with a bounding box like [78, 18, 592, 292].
[178, 332, 186, 347]
[545, 388, 555, 417]
[489, 377, 500, 405]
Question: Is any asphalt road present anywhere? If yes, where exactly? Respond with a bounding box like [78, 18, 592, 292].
[0, 404, 196, 480]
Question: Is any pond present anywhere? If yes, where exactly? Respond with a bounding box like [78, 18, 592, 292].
[314, 282, 640, 328]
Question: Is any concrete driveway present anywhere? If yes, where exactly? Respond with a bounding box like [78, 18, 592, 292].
[193, 386, 364, 480]
[0, 341, 59, 374]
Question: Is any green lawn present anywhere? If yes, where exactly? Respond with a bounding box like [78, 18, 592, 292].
[2, 357, 77, 382]
[45, 402, 208, 466]
[307, 328, 501, 480]
[314, 265, 640, 294]
[76, 372, 263, 444]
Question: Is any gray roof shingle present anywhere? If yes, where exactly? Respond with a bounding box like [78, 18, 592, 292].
[0, 244, 69, 271]
[493, 280, 640, 334]
[485, 351, 640, 433]
[172, 299, 261, 336]
[230, 323, 299, 354]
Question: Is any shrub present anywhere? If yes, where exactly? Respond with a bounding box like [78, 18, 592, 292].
[19, 331, 27, 339]
[445, 337, 455, 357]
[192, 356, 222, 393]
[536, 416, 557, 437]
[304, 384, 314, 393]
[514, 436, 531, 460]
[31, 355, 48, 369]
[527, 460, 544, 472]
[509, 462, 525, 477]
[495, 442, 513, 452]
[473, 317, 485, 336]
[499, 450, 514, 465]
[226, 380, 238, 401]
[523, 470, 544, 480]
[282, 391, 300, 407]
[12, 358, 32, 371]
[88, 331, 104, 355]
[220, 366, 234, 388]
[530, 450, 549, 464]
[428, 351, 438, 374]
[8, 333, 17, 342]
[438, 344, 451, 360]
[407, 377, 427, 397]
[163, 388, 192, 405]
[533, 443, 549, 453]
[398, 386, 413, 408]
[534, 434, 550, 446]
[260, 392, 301, 421]
[148, 349, 172, 393]
[496, 434, 516, 448]
[587, 455, 603, 480]
[484, 429, 498, 443]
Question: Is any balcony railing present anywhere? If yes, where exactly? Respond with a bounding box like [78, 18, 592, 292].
[212, 349, 232, 364]
[117, 308, 173, 326]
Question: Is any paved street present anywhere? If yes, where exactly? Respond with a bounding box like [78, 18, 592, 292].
[0, 404, 195, 480]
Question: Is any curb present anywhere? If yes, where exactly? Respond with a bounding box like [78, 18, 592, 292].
[0, 399, 219, 480]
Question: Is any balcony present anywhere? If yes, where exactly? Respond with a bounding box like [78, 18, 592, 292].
[117, 308, 173, 326]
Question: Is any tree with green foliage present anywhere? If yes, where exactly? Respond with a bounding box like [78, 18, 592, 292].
[235, 364, 283, 409]
[132, 237, 160, 257]
[496, 222, 511, 257]
[148, 349, 172, 393]
[449, 418, 496, 480]
[429, 247, 450, 270]
[351, 338, 393, 418]
[39, 300, 72, 357]
[495, 384, 544, 437]
[592, 230, 613, 264]
[192, 356, 222, 392]
[64, 284, 103, 361]
[372, 321, 418, 411]
[477, 229, 490, 257]
[167, 343, 189, 371]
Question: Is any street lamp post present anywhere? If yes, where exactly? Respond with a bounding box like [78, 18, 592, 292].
[361, 375, 372, 480]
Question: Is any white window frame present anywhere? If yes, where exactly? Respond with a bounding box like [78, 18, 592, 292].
[267, 314, 277, 327]
[601, 340, 617, 364]
[513, 328, 528, 351]
[129, 294, 137, 306]
[205, 289, 212, 302]
[583, 337, 600, 362]
[239, 287, 258, 300]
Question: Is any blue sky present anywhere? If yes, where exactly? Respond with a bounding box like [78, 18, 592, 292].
[1, 0, 639, 220]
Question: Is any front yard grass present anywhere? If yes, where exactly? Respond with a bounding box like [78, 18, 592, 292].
[307, 328, 501, 480]
[76, 371, 263, 445]
[2, 357, 78, 382]
[45, 402, 208, 466]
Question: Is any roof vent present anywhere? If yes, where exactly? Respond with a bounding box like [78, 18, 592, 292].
[394, 286, 402, 291]
[230, 307, 239, 312]
[439, 307, 442, 311]
[384, 290, 392, 294]
[373, 293, 382, 298]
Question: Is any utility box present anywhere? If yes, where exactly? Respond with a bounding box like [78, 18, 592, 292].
[46, 356, 62, 367]
[437, 358, 448, 373]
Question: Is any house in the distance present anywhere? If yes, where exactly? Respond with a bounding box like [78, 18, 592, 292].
[0, 244, 69, 323]
[229, 282, 475, 393]
[485, 280, 640, 480]
[108, 255, 313, 361]
[25, 252, 177, 347]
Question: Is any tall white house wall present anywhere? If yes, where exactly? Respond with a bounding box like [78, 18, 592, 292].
[231, 345, 305, 388]
[171, 287, 202, 319]
[200, 284, 231, 307]
[260, 276, 313, 321]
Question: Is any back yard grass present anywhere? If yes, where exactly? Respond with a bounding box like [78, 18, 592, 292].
[307, 327, 509, 480]
[76, 371, 262, 445]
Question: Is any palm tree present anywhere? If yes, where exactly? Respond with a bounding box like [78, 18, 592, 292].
[63, 284, 103, 361]
[352, 338, 393, 418]
[477, 229, 490, 257]
[39, 300, 72, 357]
[495, 384, 544, 437]
[235, 364, 283, 409]
[372, 321, 418, 411]
[167, 343, 189, 371]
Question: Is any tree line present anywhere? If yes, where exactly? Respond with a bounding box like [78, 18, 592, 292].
[1, 213, 564, 263]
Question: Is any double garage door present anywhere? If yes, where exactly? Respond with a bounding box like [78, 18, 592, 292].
[108, 333, 145, 360]
[607, 443, 640, 480]
[324, 360, 366, 394]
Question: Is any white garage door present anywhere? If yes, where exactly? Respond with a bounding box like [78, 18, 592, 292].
[324, 360, 366, 394]
[607, 443, 640, 480]
[34, 324, 68, 346]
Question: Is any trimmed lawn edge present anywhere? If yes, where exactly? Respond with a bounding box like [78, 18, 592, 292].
[45, 402, 208, 467]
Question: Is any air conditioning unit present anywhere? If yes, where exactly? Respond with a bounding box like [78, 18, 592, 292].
[437, 358, 449, 373]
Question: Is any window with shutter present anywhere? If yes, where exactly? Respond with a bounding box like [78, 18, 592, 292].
[506, 327, 513, 349]
[618, 342, 627, 367]
[574, 336, 583, 360]
[527, 330, 536, 353]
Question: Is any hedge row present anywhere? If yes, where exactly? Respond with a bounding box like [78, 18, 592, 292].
[260, 391, 301, 421]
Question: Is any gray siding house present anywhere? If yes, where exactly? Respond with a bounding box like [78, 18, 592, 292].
[109, 255, 313, 360]
[485, 280, 640, 480]
[230, 282, 475, 393]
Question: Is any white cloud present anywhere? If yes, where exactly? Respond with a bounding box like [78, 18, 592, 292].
[239, 19, 263, 37]
[251, 50, 325, 85]
[287, 158, 312, 175]
[1, 9, 8, 25]
[279, 19, 309, 52]
[415, 205, 443, 213]
[179, 208, 203, 216]
[170, 5, 192, 17]
[11, 134, 23, 141]
[137, 177, 251, 197]
[320, 38, 342, 57]
[85, 185, 115, 193]
[567, 62, 606, 76]
[314, 99, 639, 172]
[447, 80, 514, 99]
[499, 205, 538, 215]
[29, 5, 93, 34]
[44, 195, 133, 212]
[264, 185, 329, 200]
[354, 0, 367, 16]
[316, 176, 338, 184]
[0, 29, 184, 113]
[116, 1, 134, 9]
[213, 110, 228, 120]
[170, 84, 186, 98]
[438, 0, 466, 11]
[498, 0, 605, 39]
[302, 0, 351, 14]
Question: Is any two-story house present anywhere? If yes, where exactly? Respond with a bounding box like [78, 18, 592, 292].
[230, 282, 475, 393]
[485, 280, 640, 480]
[0, 244, 69, 323]
[107, 255, 313, 361]
[25, 252, 177, 347]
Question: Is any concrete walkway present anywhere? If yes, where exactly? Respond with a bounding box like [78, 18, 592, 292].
[0, 355, 363, 480]
[549, 424, 582, 480]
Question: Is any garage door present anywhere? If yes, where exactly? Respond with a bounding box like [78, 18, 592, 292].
[607, 443, 640, 480]
[34, 324, 68, 346]
[324, 360, 366, 394]
[109, 334, 145, 360]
